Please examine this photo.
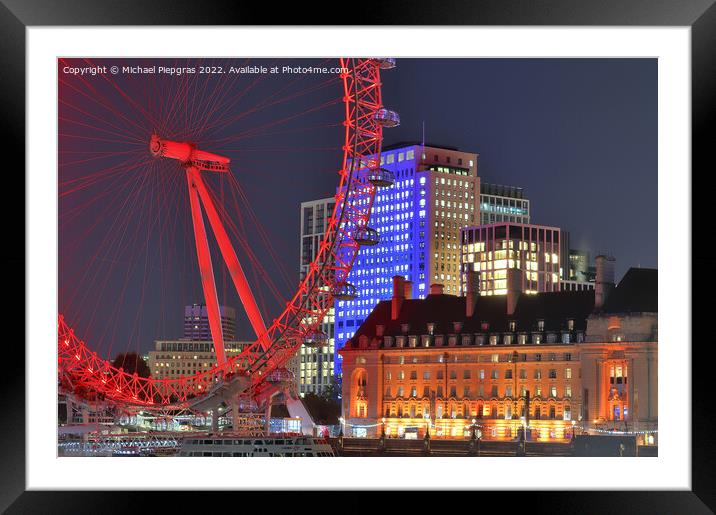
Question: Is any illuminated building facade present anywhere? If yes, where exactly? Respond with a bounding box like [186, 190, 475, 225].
[581, 261, 658, 443]
[479, 183, 530, 224]
[297, 197, 336, 396]
[565, 247, 598, 291]
[335, 142, 480, 376]
[340, 265, 657, 444]
[148, 339, 251, 391]
[568, 249, 591, 282]
[460, 222, 562, 296]
[183, 304, 237, 341]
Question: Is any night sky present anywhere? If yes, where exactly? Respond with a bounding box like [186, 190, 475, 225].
[58, 58, 656, 354]
[379, 58, 657, 276]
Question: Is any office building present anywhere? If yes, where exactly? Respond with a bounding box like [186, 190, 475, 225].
[480, 183, 530, 224]
[335, 142, 481, 375]
[148, 339, 251, 391]
[561, 248, 599, 291]
[569, 249, 590, 281]
[297, 197, 337, 396]
[559, 230, 571, 279]
[460, 222, 563, 296]
[183, 304, 237, 341]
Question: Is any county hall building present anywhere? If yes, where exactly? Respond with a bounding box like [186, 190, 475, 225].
[339, 260, 657, 444]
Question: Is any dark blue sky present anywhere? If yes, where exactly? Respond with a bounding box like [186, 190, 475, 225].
[379, 58, 657, 281]
[59, 58, 656, 351]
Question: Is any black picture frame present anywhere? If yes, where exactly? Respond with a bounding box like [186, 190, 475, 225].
[3, 0, 712, 511]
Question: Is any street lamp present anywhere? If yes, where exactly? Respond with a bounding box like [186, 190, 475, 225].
[512, 350, 519, 422]
[379, 417, 387, 452]
[338, 416, 345, 449]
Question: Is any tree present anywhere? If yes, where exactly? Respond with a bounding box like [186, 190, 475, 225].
[302, 393, 341, 425]
[112, 352, 151, 378]
[321, 375, 342, 404]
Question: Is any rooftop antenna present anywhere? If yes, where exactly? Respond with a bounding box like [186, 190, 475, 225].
[421, 120, 426, 161]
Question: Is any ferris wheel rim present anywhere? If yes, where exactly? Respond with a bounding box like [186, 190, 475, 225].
[58, 57, 389, 410]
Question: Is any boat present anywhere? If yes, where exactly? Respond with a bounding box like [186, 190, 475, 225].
[178, 435, 335, 457]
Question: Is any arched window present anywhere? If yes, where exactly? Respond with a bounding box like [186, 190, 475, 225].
[351, 368, 368, 418]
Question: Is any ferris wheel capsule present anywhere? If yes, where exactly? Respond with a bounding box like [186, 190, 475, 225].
[371, 58, 396, 70]
[304, 329, 328, 348]
[367, 167, 395, 187]
[354, 226, 380, 246]
[374, 108, 400, 128]
[332, 282, 358, 301]
[267, 367, 293, 384]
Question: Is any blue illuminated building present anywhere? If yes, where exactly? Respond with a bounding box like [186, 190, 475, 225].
[334, 142, 481, 375]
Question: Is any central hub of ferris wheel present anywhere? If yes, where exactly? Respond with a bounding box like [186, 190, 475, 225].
[149, 134, 230, 172]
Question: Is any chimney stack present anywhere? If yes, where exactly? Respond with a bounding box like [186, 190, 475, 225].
[506, 268, 521, 316]
[429, 283, 444, 295]
[594, 255, 616, 311]
[466, 270, 479, 317]
[404, 280, 413, 300]
[392, 275, 406, 321]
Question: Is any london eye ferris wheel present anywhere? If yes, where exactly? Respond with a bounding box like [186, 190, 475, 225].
[57, 57, 399, 410]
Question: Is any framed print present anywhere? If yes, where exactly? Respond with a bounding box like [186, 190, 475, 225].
[4, 0, 714, 512]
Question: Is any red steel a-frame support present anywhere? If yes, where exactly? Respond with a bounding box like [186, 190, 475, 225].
[151, 135, 268, 366]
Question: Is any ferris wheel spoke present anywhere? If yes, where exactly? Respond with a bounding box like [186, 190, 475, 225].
[200, 67, 337, 140]
[191, 59, 252, 137]
[208, 95, 342, 149]
[58, 73, 148, 139]
[82, 58, 165, 136]
[59, 97, 145, 145]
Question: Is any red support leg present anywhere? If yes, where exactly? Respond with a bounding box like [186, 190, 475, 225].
[191, 171, 270, 351]
[186, 167, 227, 365]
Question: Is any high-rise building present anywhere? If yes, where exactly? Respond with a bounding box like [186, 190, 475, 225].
[335, 142, 481, 375]
[480, 183, 530, 224]
[561, 248, 597, 291]
[297, 197, 336, 396]
[558, 230, 571, 280]
[460, 222, 563, 296]
[183, 304, 236, 341]
[568, 249, 598, 283]
[300, 197, 336, 282]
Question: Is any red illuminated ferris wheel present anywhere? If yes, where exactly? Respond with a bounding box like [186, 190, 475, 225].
[58, 57, 399, 409]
